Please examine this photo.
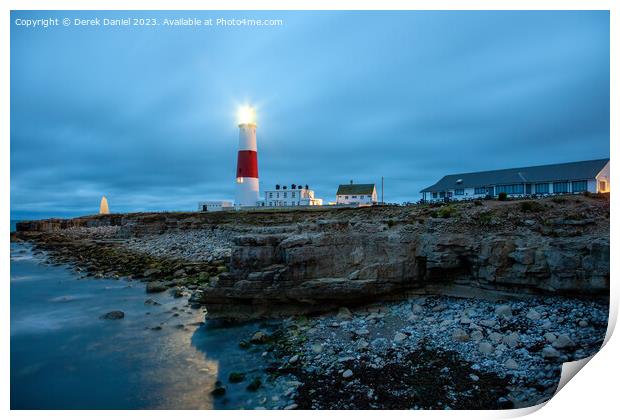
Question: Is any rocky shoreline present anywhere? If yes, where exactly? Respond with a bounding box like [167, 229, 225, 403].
[10, 195, 610, 409]
[253, 295, 607, 409]
[13, 196, 611, 319]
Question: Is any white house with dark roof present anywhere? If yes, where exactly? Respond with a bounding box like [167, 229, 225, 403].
[336, 182, 378, 205]
[259, 184, 323, 207]
[420, 159, 610, 202]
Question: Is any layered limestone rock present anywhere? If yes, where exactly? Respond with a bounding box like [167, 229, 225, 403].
[14, 195, 610, 319]
[198, 198, 609, 318]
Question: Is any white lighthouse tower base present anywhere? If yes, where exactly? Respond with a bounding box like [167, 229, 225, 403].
[235, 177, 259, 207]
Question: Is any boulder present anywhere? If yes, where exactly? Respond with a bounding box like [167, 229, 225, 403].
[495, 305, 513, 319]
[146, 281, 167, 293]
[452, 329, 470, 342]
[542, 346, 561, 359]
[505, 358, 519, 370]
[356, 339, 369, 350]
[311, 343, 323, 354]
[143, 268, 161, 278]
[470, 330, 484, 342]
[337, 307, 353, 320]
[526, 309, 541, 320]
[503, 332, 520, 348]
[246, 377, 262, 391]
[552, 334, 575, 349]
[478, 342, 494, 354]
[489, 332, 503, 343]
[480, 319, 497, 328]
[211, 381, 226, 397]
[228, 372, 245, 383]
[250, 331, 269, 344]
[100, 310, 124, 320]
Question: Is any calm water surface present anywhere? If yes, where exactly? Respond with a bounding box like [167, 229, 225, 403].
[10, 243, 274, 409]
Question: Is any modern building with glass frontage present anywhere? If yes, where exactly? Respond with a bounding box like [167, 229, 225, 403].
[420, 159, 610, 202]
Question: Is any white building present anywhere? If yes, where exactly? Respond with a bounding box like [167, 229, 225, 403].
[259, 184, 323, 207]
[420, 159, 610, 202]
[198, 200, 234, 212]
[336, 182, 378, 205]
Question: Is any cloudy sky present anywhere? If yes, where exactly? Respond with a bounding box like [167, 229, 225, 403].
[11, 10, 609, 219]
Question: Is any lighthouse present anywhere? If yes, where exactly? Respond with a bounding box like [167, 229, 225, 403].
[235, 106, 260, 207]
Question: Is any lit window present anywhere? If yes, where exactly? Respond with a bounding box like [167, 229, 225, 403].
[599, 180, 607, 191]
[553, 182, 569, 194]
[535, 183, 549, 194]
[496, 184, 524, 195]
[572, 180, 587, 193]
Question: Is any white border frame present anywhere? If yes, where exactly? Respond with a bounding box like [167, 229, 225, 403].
[2, 2, 616, 419]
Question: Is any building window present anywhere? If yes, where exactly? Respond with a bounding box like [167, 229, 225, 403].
[269, 193, 273, 198]
[572, 180, 587, 193]
[599, 180, 607, 191]
[474, 187, 486, 195]
[455, 189, 464, 195]
[439, 192, 445, 198]
[345, 196, 349, 199]
[276, 193, 279, 198]
[496, 184, 524, 195]
[535, 183, 549, 194]
[352, 195, 357, 199]
[292, 192, 296, 198]
[553, 182, 569, 194]
[432, 192, 438, 199]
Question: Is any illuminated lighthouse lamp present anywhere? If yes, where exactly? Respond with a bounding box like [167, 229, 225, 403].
[235, 105, 260, 207]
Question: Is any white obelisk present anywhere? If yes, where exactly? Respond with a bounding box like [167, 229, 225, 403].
[99, 196, 110, 214]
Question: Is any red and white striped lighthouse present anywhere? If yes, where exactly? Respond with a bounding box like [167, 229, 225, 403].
[235, 106, 259, 207]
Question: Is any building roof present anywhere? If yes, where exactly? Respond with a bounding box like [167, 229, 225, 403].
[337, 183, 376, 195]
[420, 159, 609, 193]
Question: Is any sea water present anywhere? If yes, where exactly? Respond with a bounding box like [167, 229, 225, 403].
[10, 243, 274, 409]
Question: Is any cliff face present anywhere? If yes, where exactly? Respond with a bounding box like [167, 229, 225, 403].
[14, 196, 610, 318]
[200, 198, 609, 317]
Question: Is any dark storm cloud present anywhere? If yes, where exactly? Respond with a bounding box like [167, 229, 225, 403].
[11, 10, 609, 219]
